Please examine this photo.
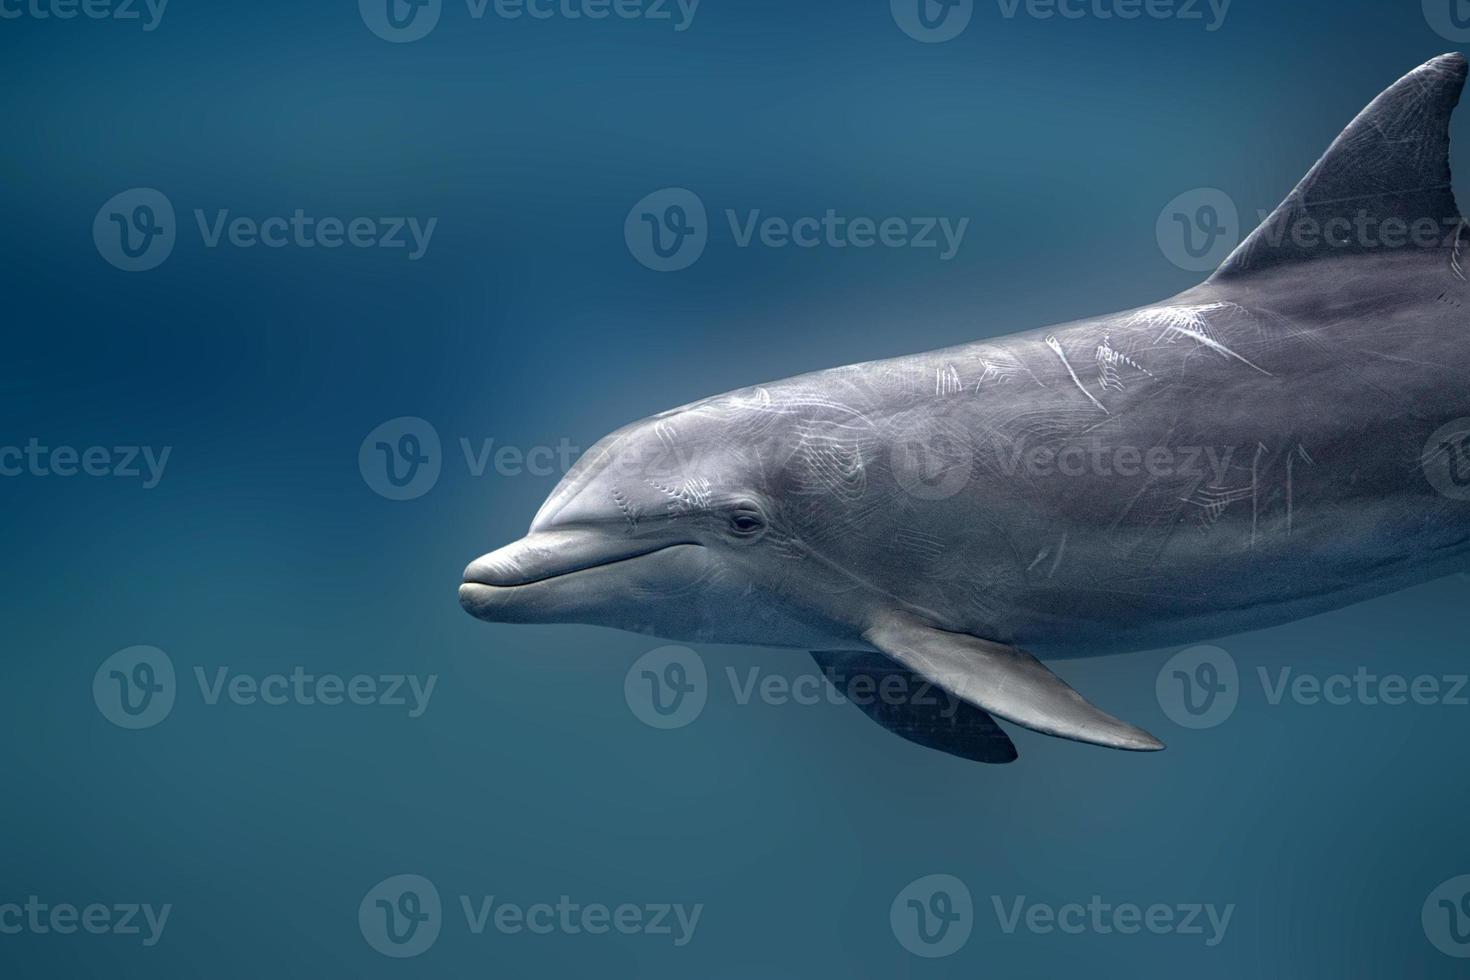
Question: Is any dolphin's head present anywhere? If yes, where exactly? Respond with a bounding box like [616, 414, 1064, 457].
[459, 392, 853, 647]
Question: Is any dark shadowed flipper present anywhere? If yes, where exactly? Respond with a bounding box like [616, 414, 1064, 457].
[811, 650, 1018, 764]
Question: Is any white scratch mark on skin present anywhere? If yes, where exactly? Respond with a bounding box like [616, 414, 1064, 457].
[936, 364, 963, 397]
[731, 386, 774, 411]
[1045, 335, 1110, 414]
[646, 477, 712, 515]
[1129, 304, 1274, 376]
[1027, 548, 1049, 572]
[1286, 451, 1293, 537]
[792, 421, 867, 501]
[1181, 484, 1254, 523]
[1048, 532, 1067, 578]
[1095, 334, 1154, 392]
[894, 526, 946, 561]
[1250, 443, 1267, 549]
[1453, 219, 1468, 282]
[976, 357, 1014, 386]
[610, 486, 640, 535]
[1288, 445, 1312, 536]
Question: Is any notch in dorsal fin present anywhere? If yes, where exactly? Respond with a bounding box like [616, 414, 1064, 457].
[1212, 53, 1467, 280]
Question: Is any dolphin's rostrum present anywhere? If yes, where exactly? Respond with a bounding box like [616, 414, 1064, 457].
[463, 55, 1470, 763]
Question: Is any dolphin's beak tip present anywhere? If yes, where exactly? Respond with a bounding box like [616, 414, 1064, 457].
[457, 580, 480, 610]
[1133, 731, 1167, 752]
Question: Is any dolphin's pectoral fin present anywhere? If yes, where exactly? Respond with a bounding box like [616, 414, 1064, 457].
[862, 615, 1165, 753]
[811, 650, 1018, 764]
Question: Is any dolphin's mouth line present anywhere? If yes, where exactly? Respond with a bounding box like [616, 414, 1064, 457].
[462, 541, 696, 590]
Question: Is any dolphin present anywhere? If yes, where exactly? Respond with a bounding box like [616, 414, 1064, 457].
[462, 54, 1470, 763]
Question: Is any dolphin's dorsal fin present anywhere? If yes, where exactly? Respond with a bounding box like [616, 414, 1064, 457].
[1212, 53, 1467, 280]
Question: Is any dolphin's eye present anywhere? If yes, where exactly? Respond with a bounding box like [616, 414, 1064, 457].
[726, 502, 767, 540]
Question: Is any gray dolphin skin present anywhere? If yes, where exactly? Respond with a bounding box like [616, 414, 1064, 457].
[463, 54, 1470, 763]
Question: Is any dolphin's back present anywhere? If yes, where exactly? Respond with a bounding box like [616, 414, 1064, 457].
[750, 54, 1470, 658]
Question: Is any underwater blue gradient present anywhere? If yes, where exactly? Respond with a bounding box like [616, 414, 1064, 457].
[5, 0, 1470, 975]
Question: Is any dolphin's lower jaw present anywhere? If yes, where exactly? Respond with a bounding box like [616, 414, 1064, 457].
[459, 531, 703, 625]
